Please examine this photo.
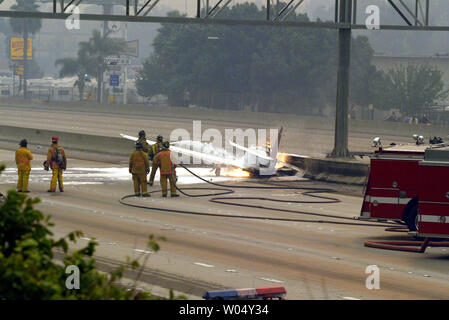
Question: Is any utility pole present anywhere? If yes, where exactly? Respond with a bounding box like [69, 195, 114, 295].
[124, 23, 128, 105]
[330, 0, 352, 158]
[23, 21, 28, 99]
[101, 3, 113, 104]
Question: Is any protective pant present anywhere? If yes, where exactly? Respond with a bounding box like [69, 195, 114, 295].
[160, 174, 177, 196]
[133, 173, 148, 195]
[149, 162, 158, 184]
[50, 169, 64, 191]
[17, 170, 30, 192]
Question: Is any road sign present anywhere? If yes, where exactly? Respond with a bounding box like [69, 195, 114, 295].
[10, 37, 32, 60]
[105, 56, 131, 65]
[14, 64, 24, 75]
[107, 65, 122, 71]
[120, 40, 139, 57]
[109, 74, 119, 86]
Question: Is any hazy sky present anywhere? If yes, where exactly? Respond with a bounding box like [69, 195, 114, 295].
[0, 0, 328, 17]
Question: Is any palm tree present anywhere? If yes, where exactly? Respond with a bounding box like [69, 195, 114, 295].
[55, 50, 93, 101]
[80, 29, 126, 103]
[9, 0, 42, 99]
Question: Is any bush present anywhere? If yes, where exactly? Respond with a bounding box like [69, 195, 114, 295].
[0, 164, 171, 300]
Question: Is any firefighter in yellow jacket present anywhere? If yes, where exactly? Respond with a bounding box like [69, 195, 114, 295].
[15, 139, 33, 193]
[148, 135, 164, 186]
[137, 130, 150, 155]
[45, 136, 67, 193]
[129, 141, 150, 197]
[153, 141, 179, 198]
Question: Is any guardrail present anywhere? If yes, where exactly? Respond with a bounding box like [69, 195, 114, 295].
[282, 154, 369, 185]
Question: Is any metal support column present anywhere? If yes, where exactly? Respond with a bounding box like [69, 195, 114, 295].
[330, 0, 352, 158]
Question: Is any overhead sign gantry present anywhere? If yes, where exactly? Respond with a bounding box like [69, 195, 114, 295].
[0, 0, 444, 158]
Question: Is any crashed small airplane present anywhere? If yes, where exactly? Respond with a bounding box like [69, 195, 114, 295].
[121, 127, 298, 177]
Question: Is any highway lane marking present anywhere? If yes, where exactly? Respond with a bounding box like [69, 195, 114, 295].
[260, 278, 284, 283]
[134, 249, 153, 254]
[342, 296, 360, 300]
[194, 262, 215, 268]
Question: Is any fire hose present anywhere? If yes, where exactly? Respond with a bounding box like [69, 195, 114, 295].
[119, 164, 395, 228]
[119, 165, 449, 253]
[364, 238, 449, 253]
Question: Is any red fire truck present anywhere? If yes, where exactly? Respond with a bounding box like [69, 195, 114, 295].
[360, 142, 445, 232]
[416, 147, 449, 239]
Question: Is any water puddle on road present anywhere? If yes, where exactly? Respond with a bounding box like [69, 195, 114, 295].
[0, 167, 248, 186]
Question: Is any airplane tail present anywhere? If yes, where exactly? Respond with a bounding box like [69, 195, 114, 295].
[271, 126, 283, 160]
[277, 126, 283, 152]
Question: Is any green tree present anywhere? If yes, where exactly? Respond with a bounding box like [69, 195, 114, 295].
[55, 48, 94, 101]
[372, 64, 448, 116]
[0, 164, 170, 300]
[9, 0, 42, 98]
[78, 30, 126, 103]
[136, 3, 378, 114]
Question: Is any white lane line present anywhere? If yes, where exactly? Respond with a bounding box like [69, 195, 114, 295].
[81, 237, 91, 241]
[134, 249, 153, 254]
[260, 278, 284, 283]
[193, 262, 215, 268]
[342, 296, 361, 300]
[226, 269, 237, 273]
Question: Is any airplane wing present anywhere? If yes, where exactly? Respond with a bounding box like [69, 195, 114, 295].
[120, 133, 157, 145]
[228, 141, 274, 161]
[120, 134, 242, 167]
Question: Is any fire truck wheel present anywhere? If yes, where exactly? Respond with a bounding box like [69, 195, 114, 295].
[405, 203, 418, 232]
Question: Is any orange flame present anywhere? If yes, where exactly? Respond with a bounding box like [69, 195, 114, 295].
[222, 167, 251, 177]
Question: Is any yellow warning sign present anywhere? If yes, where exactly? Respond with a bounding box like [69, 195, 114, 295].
[15, 64, 24, 75]
[10, 37, 32, 61]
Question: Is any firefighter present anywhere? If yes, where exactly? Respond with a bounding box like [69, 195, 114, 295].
[129, 141, 150, 197]
[153, 141, 178, 198]
[148, 135, 164, 186]
[45, 136, 67, 193]
[137, 130, 150, 155]
[15, 139, 33, 193]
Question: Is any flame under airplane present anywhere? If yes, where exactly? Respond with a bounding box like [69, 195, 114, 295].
[120, 127, 299, 177]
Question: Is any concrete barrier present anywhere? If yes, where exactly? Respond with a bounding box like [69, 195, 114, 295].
[0, 125, 134, 158]
[283, 154, 369, 185]
[0, 124, 370, 184]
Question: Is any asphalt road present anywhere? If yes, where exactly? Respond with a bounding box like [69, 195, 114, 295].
[0, 105, 413, 157]
[1, 150, 449, 300]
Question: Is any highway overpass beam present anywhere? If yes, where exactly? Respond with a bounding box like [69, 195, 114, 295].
[330, 0, 352, 158]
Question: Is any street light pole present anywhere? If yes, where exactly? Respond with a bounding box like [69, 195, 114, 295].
[330, 0, 352, 158]
[124, 23, 128, 105]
